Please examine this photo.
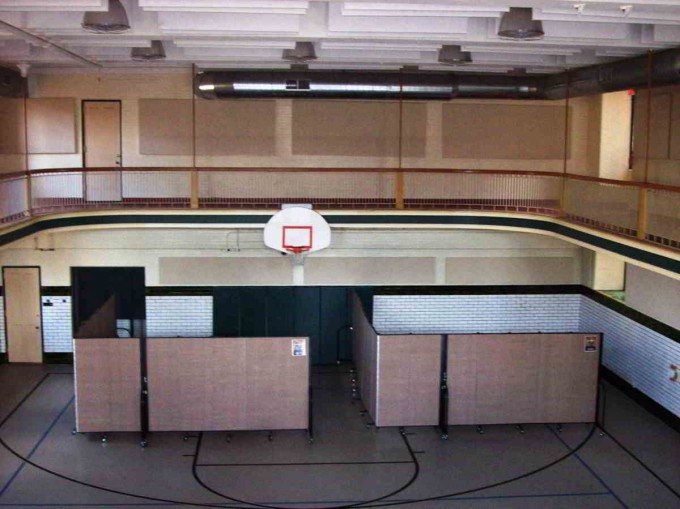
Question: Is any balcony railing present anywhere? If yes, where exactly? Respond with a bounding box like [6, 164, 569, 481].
[1, 167, 678, 250]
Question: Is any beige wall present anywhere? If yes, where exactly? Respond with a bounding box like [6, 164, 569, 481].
[625, 264, 680, 329]
[592, 251, 626, 291]
[19, 70, 602, 174]
[29, 72, 193, 169]
[632, 84, 680, 186]
[0, 227, 583, 286]
[599, 91, 633, 181]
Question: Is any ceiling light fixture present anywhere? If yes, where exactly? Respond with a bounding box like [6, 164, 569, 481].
[498, 7, 544, 40]
[82, 0, 130, 34]
[131, 40, 166, 61]
[438, 45, 472, 65]
[282, 42, 317, 62]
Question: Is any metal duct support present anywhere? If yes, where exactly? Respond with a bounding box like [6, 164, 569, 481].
[195, 47, 680, 101]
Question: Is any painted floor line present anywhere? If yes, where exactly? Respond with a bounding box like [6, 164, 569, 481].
[546, 425, 630, 509]
[0, 396, 75, 499]
[0, 491, 613, 507]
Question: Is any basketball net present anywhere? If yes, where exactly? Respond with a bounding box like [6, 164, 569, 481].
[287, 246, 309, 266]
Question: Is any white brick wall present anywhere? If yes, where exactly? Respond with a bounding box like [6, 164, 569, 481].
[146, 296, 213, 338]
[0, 297, 5, 353]
[372, 292, 679, 418]
[373, 294, 581, 334]
[581, 297, 680, 418]
[42, 296, 73, 353]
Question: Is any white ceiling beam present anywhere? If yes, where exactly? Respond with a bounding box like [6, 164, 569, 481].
[0, 18, 101, 67]
[174, 38, 297, 49]
[0, 0, 106, 11]
[139, 1, 309, 14]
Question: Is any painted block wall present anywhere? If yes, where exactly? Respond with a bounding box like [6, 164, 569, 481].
[372, 293, 680, 417]
[146, 296, 213, 338]
[42, 296, 72, 353]
[580, 297, 680, 418]
[372, 294, 581, 334]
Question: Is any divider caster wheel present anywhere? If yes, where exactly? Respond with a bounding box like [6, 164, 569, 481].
[268, 432, 273, 442]
[599, 430, 606, 437]
[71, 428, 77, 436]
[440, 434, 449, 441]
[140, 440, 148, 448]
[308, 437, 315, 445]
[182, 434, 189, 442]
[101, 434, 108, 444]
[476, 426, 484, 435]
[556, 424, 563, 433]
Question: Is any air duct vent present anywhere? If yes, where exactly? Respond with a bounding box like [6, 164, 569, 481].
[438, 45, 472, 65]
[498, 7, 544, 40]
[283, 42, 317, 63]
[82, 0, 130, 34]
[131, 40, 166, 61]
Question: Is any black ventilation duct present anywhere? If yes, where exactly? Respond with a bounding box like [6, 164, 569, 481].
[543, 48, 680, 99]
[196, 70, 543, 100]
[195, 47, 680, 101]
[0, 65, 26, 98]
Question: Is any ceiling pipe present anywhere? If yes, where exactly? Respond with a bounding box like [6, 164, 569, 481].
[196, 70, 543, 100]
[0, 19, 101, 68]
[195, 47, 680, 101]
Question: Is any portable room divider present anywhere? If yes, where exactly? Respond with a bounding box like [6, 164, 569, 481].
[352, 295, 441, 427]
[74, 336, 310, 439]
[146, 337, 309, 431]
[351, 293, 601, 429]
[447, 333, 601, 425]
[74, 338, 142, 433]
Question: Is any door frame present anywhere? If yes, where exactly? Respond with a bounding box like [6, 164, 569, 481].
[81, 99, 122, 169]
[2, 266, 44, 363]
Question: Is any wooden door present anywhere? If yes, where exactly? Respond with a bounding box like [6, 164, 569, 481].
[83, 101, 122, 201]
[3, 267, 42, 363]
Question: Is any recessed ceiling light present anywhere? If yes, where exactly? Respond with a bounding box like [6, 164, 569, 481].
[438, 45, 472, 65]
[498, 7, 544, 40]
[131, 40, 166, 61]
[82, 0, 130, 34]
[282, 42, 317, 63]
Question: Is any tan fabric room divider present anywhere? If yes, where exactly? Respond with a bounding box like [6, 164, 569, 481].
[352, 295, 441, 427]
[447, 333, 601, 425]
[146, 337, 309, 431]
[74, 338, 142, 433]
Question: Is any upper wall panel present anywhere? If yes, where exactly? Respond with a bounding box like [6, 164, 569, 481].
[442, 103, 567, 160]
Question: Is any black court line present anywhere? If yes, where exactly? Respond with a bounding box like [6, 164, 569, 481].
[0, 374, 51, 429]
[598, 425, 680, 500]
[0, 371, 624, 509]
[546, 425, 629, 509]
[196, 461, 413, 467]
[191, 429, 421, 509]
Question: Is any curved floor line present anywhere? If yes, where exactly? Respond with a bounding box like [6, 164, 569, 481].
[191, 428, 420, 509]
[0, 374, 600, 509]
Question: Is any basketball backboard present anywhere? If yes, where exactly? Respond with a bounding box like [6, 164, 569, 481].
[264, 207, 331, 255]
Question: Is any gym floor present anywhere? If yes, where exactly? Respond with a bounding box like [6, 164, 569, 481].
[0, 363, 678, 509]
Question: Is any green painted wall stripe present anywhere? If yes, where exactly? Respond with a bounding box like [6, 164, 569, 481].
[1, 213, 678, 274]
